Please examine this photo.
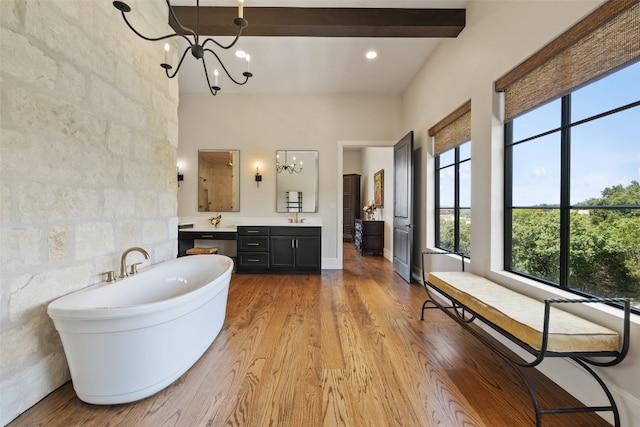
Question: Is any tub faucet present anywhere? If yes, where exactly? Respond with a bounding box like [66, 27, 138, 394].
[119, 247, 150, 279]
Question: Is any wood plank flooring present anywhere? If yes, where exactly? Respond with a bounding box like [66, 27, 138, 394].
[9, 244, 611, 426]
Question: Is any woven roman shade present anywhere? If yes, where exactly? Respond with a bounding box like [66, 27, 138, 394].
[429, 100, 471, 156]
[496, 0, 640, 122]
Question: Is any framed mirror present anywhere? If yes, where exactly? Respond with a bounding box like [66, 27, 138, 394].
[276, 150, 318, 213]
[198, 150, 240, 212]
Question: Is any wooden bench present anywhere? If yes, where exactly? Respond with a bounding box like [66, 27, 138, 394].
[420, 252, 631, 427]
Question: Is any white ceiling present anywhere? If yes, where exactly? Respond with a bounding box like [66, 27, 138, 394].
[171, 0, 469, 95]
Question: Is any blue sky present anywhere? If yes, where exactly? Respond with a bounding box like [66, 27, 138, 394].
[438, 61, 639, 208]
[512, 61, 640, 206]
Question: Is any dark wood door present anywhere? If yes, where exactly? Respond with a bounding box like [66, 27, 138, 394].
[393, 131, 414, 282]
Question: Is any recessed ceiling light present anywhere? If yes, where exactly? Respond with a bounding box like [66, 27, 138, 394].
[235, 50, 247, 58]
[365, 50, 378, 60]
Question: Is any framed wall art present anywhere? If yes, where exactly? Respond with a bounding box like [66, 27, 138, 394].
[374, 169, 384, 207]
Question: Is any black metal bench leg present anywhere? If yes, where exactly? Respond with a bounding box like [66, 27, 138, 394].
[502, 357, 543, 427]
[421, 298, 439, 320]
[572, 358, 621, 427]
[502, 354, 620, 427]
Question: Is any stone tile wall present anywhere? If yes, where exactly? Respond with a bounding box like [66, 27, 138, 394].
[0, 1, 179, 423]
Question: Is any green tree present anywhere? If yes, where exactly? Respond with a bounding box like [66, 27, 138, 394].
[511, 209, 560, 283]
[512, 181, 639, 307]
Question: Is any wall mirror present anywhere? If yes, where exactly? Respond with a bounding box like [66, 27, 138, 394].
[276, 150, 318, 213]
[198, 150, 240, 212]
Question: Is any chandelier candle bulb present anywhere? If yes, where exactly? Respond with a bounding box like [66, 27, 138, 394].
[112, 0, 253, 97]
[246, 54, 251, 72]
[214, 69, 219, 87]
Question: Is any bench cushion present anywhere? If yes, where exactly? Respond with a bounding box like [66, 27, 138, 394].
[428, 271, 619, 353]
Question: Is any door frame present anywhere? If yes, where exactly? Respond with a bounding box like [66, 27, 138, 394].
[336, 139, 395, 270]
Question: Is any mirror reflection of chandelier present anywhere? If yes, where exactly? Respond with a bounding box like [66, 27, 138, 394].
[276, 153, 303, 174]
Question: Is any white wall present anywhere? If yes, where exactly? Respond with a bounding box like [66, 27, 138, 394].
[343, 149, 363, 176]
[0, 1, 179, 424]
[361, 147, 394, 260]
[402, 1, 640, 424]
[177, 94, 402, 268]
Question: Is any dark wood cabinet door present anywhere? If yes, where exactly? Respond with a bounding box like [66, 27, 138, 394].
[343, 174, 361, 241]
[270, 236, 295, 269]
[295, 236, 321, 270]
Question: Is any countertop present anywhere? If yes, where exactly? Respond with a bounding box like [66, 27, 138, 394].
[178, 219, 322, 233]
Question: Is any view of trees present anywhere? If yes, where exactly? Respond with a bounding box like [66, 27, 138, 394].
[511, 181, 640, 308]
[438, 210, 471, 257]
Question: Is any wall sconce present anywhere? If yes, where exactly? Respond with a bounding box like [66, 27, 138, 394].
[177, 162, 184, 187]
[255, 163, 262, 188]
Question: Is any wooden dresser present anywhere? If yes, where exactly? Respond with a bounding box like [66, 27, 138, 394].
[354, 219, 384, 256]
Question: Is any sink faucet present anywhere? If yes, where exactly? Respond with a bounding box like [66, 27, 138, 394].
[119, 246, 150, 279]
[288, 213, 306, 223]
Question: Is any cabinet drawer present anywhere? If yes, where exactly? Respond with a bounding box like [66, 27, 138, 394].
[270, 226, 321, 236]
[237, 253, 269, 268]
[237, 226, 269, 236]
[238, 236, 269, 251]
[178, 230, 237, 240]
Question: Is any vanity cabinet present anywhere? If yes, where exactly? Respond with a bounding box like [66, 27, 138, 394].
[236, 226, 321, 274]
[355, 219, 384, 256]
[178, 229, 237, 257]
[270, 227, 321, 273]
[236, 226, 270, 271]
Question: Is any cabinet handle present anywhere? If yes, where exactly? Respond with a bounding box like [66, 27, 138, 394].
[291, 240, 294, 249]
[247, 230, 259, 233]
[296, 239, 299, 248]
[201, 235, 214, 238]
[247, 243, 260, 246]
[248, 258, 260, 262]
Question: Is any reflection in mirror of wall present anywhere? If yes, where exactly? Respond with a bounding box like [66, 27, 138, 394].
[276, 150, 318, 213]
[198, 150, 240, 212]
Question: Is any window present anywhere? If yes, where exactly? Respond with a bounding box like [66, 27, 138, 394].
[429, 100, 471, 257]
[436, 141, 471, 256]
[505, 62, 640, 311]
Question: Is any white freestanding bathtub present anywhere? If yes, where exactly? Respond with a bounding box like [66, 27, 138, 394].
[47, 254, 233, 405]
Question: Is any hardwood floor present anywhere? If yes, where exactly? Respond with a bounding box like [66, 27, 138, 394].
[9, 244, 611, 426]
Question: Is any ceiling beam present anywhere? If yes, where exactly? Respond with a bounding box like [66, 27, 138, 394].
[169, 7, 465, 38]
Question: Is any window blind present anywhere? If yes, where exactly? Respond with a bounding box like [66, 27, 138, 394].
[495, 0, 640, 122]
[429, 100, 471, 156]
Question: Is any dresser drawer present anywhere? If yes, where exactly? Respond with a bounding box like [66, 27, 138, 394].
[238, 236, 269, 251]
[237, 253, 269, 268]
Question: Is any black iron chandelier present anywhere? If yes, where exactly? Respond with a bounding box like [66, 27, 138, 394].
[276, 153, 303, 174]
[113, 0, 252, 96]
